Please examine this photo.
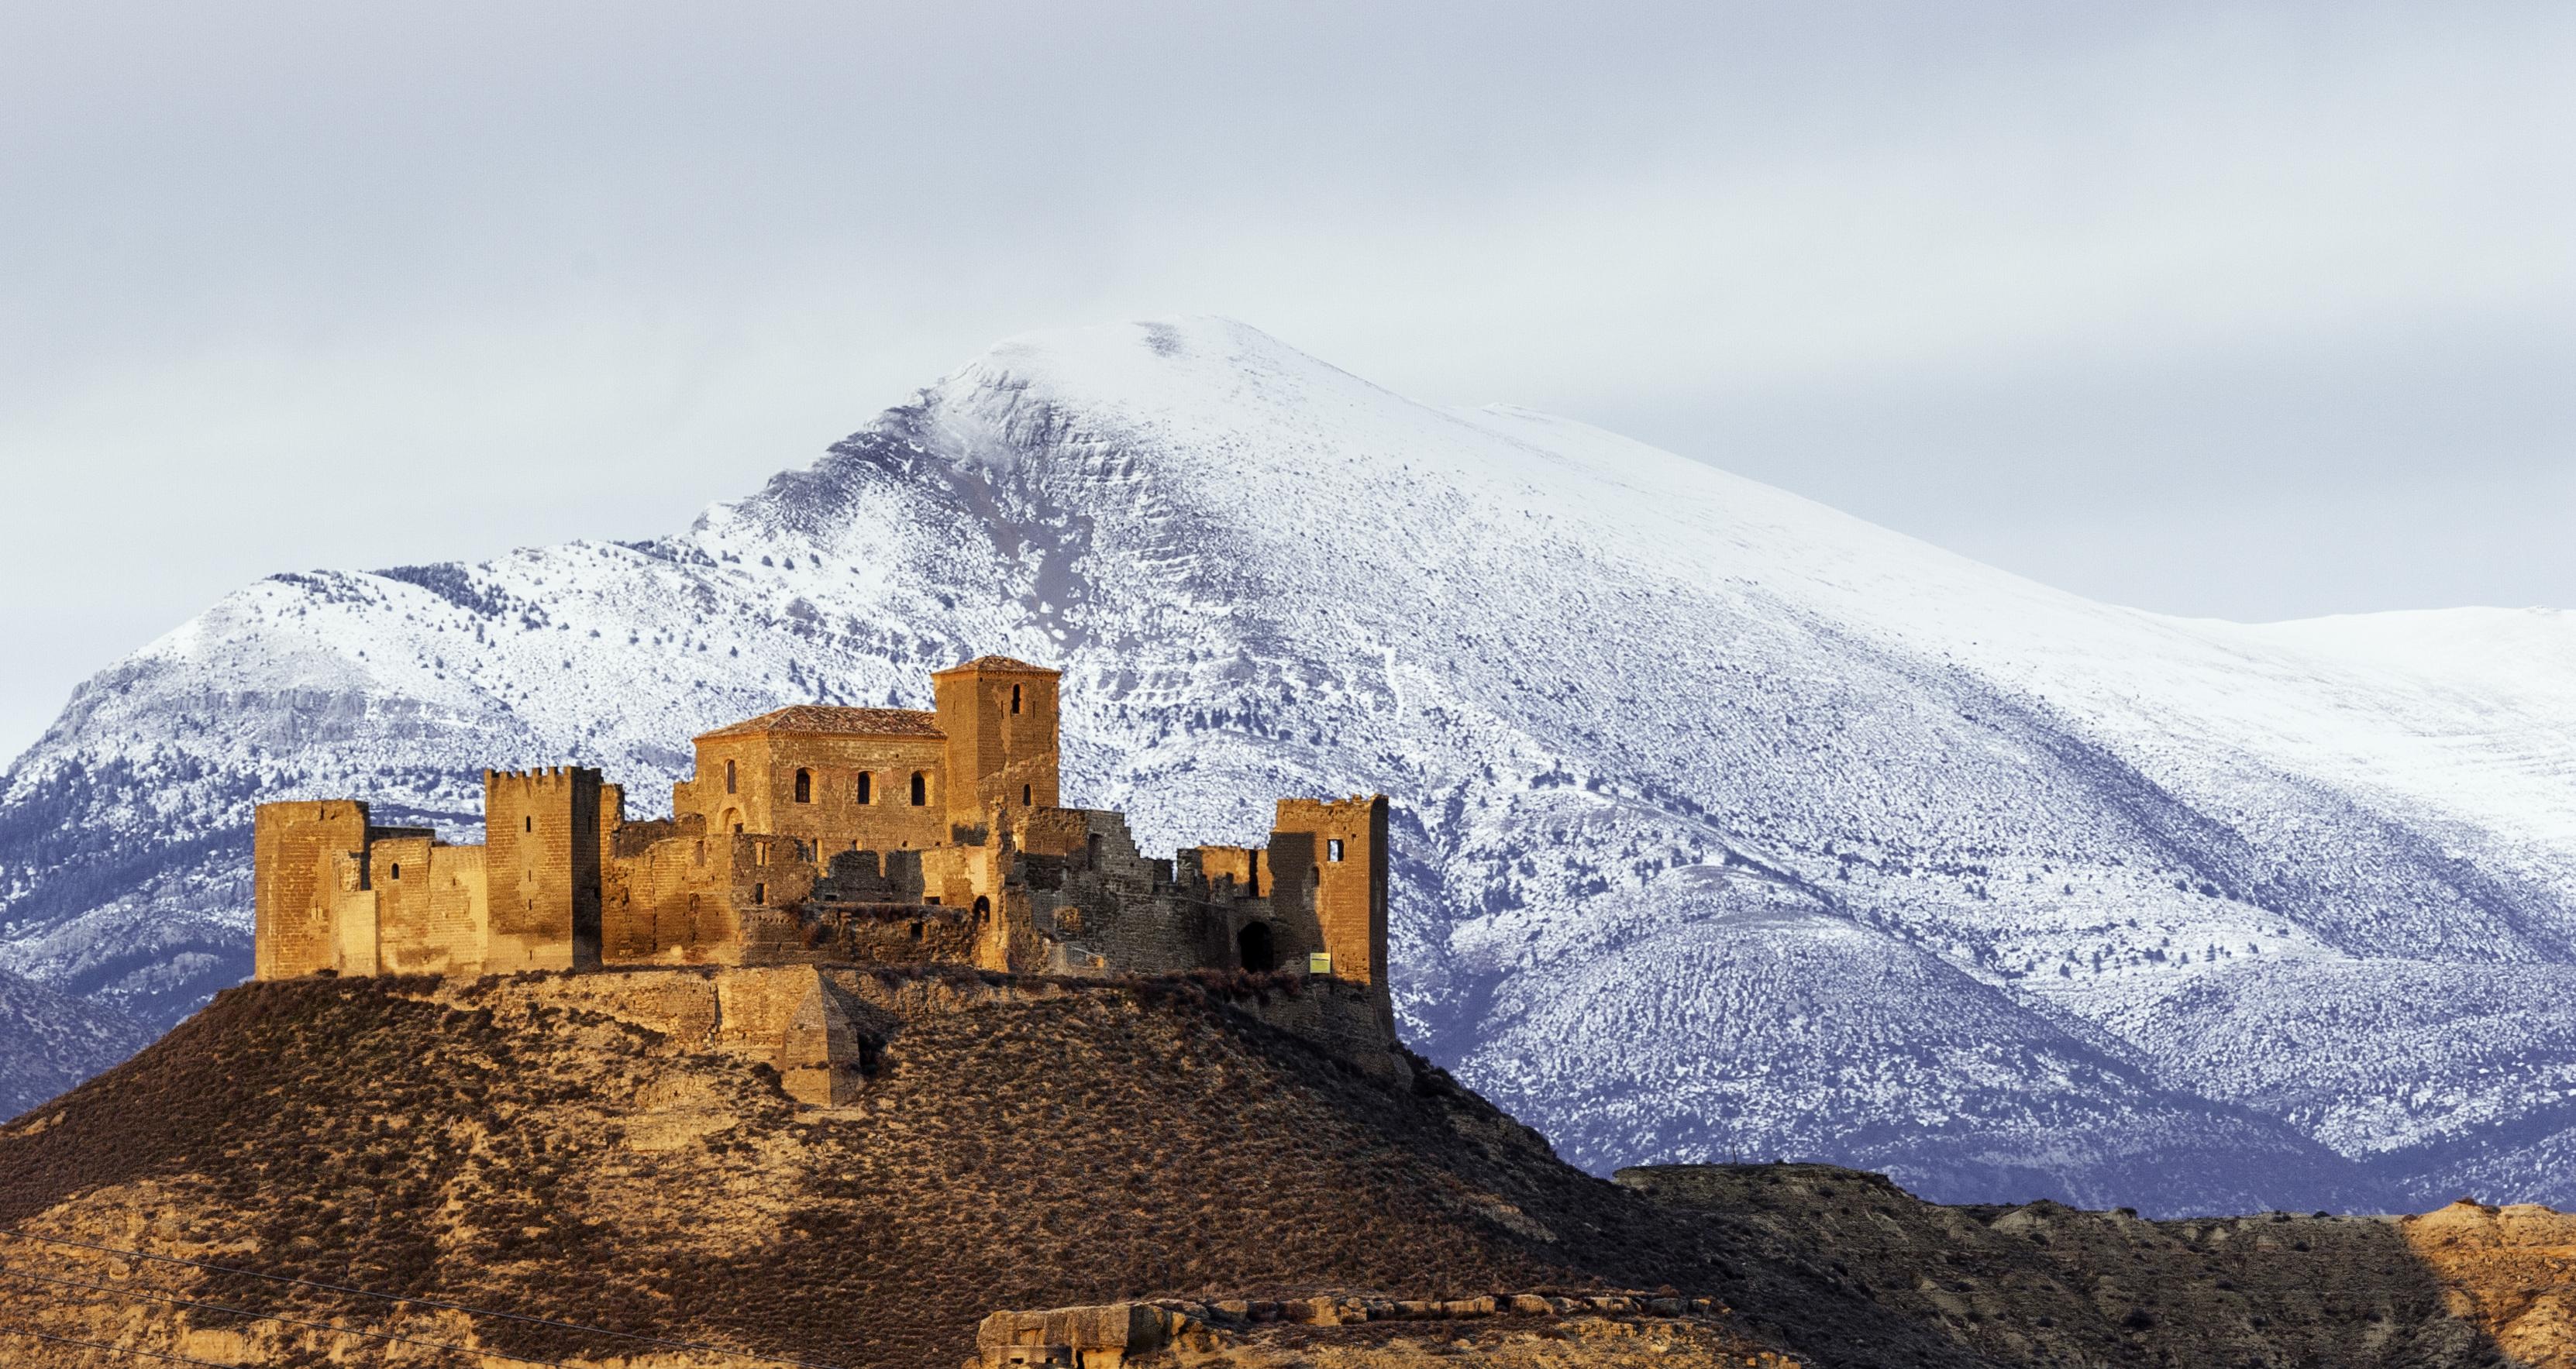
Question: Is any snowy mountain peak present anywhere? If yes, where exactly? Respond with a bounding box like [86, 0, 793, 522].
[5, 319, 2575, 1216]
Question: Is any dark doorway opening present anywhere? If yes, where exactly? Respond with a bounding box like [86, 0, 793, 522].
[1237, 922, 1276, 972]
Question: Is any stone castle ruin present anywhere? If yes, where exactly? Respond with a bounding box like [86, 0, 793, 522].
[253, 655, 1394, 1073]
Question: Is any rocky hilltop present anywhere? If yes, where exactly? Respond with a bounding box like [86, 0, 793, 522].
[2, 976, 2569, 1367]
[8, 317, 2576, 1213]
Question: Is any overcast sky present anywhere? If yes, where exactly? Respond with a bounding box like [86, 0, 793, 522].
[3, 2, 2571, 758]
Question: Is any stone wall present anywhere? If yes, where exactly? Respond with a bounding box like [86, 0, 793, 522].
[251, 801, 371, 980]
[368, 837, 487, 975]
[680, 731, 951, 853]
[481, 767, 606, 972]
[601, 817, 743, 966]
[1273, 796, 1390, 1030]
[932, 657, 1060, 829]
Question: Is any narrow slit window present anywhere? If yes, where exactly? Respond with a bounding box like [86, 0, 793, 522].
[752, 882, 766, 906]
[725, 758, 737, 794]
[856, 771, 872, 805]
[1011, 683, 1021, 714]
[524, 816, 533, 833]
[1328, 838, 1345, 862]
[1021, 783, 1031, 806]
[910, 771, 928, 807]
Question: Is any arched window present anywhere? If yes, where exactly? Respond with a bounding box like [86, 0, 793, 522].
[725, 758, 737, 794]
[1237, 922, 1276, 973]
[910, 771, 928, 807]
[973, 895, 991, 921]
[856, 771, 872, 805]
[388, 863, 401, 880]
[752, 882, 766, 906]
[1021, 783, 1032, 806]
[794, 768, 812, 803]
[1011, 683, 1021, 714]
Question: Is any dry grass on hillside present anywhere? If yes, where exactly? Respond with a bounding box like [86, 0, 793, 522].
[0, 975, 1776, 1369]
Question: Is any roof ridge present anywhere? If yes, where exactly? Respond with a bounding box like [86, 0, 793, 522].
[695, 703, 945, 741]
[932, 655, 1059, 675]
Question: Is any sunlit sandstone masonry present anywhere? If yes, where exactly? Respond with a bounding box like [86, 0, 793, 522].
[253, 655, 1394, 1068]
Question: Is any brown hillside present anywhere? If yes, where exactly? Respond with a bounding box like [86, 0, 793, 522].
[1624, 1164, 2566, 1368]
[0, 972, 1914, 1368]
[0, 972, 2557, 1369]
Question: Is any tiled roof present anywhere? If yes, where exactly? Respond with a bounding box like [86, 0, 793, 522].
[931, 655, 1058, 675]
[694, 705, 945, 741]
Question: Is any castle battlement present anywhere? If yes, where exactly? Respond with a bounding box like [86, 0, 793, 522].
[254, 655, 1396, 1066]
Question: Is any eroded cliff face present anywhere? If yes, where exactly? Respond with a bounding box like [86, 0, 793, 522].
[2403, 1200, 2576, 1366]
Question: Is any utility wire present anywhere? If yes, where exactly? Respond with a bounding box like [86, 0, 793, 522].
[1, 1268, 578, 1368]
[2, 1327, 241, 1367]
[0, 1228, 844, 1369]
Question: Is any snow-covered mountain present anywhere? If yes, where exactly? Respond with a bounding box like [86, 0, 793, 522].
[5, 317, 2573, 1212]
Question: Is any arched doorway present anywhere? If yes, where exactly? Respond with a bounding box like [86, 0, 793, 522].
[1236, 921, 1276, 972]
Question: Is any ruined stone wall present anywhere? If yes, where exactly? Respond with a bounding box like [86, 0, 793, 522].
[1193, 845, 1263, 897]
[322, 849, 376, 978]
[726, 833, 819, 962]
[1025, 812, 1229, 976]
[838, 906, 976, 963]
[366, 836, 490, 976]
[482, 767, 604, 972]
[601, 820, 746, 967]
[1231, 979, 1400, 1069]
[933, 660, 1059, 830]
[918, 841, 1004, 914]
[252, 801, 371, 980]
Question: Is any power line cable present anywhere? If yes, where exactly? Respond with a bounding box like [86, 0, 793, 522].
[2, 1268, 578, 1368]
[2, 1326, 240, 1367]
[0, 1228, 843, 1369]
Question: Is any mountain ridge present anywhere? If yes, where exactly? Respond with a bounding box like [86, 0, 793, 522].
[5, 316, 2573, 1217]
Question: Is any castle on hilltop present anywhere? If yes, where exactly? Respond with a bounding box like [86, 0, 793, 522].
[253, 655, 1393, 1048]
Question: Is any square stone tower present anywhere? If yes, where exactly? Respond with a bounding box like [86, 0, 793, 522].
[932, 655, 1060, 829]
[482, 766, 615, 971]
[1269, 795, 1391, 1030]
[252, 800, 374, 980]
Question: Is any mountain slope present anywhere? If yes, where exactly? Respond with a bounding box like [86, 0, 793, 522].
[5, 315, 2574, 1212]
[0, 968, 151, 1121]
